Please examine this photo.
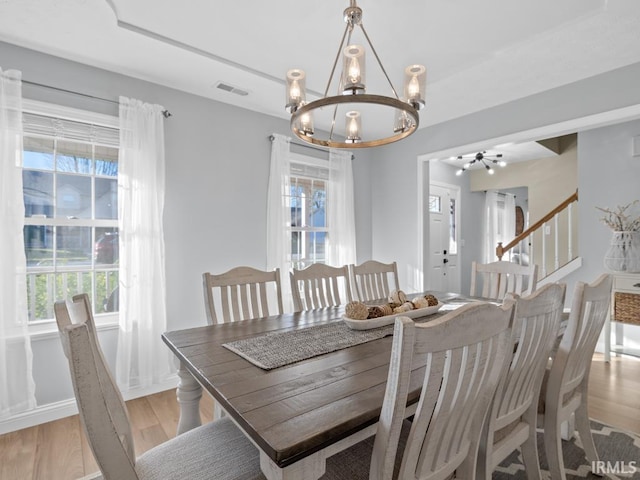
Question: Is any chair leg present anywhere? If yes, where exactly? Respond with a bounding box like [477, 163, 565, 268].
[544, 410, 567, 480]
[575, 402, 599, 466]
[521, 428, 542, 480]
[521, 410, 542, 480]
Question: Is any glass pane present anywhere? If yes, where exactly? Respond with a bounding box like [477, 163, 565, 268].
[24, 225, 54, 266]
[95, 178, 117, 219]
[449, 198, 458, 255]
[291, 231, 302, 268]
[26, 272, 55, 321]
[95, 227, 119, 265]
[23, 170, 54, 217]
[305, 231, 326, 265]
[55, 271, 93, 302]
[56, 174, 91, 219]
[310, 185, 326, 228]
[96, 271, 119, 313]
[23, 137, 54, 170]
[95, 146, 118, 177]
[56, 226, 92, 266]
[56, 140, 92, 174]
[290, 184, 303, 227]
[429, 195, 441, 213]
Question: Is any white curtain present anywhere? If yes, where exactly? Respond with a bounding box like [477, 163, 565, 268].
[326, 149, 357, 266]
[266, 134, 293, 310]
[483, 191, 516, 262]
[116, 97, 171, 391]
[0, 68, 37, 418]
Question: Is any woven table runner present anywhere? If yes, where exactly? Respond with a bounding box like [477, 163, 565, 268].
[222, 321, 394, 370]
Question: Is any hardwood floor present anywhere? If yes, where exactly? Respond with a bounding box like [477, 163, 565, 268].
[0, 353, 638, 480]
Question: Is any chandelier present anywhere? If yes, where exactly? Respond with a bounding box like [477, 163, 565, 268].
[455, 151, 506, 175]
[285, 0, 426, 149]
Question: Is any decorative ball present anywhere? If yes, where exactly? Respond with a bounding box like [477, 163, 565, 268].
[345, 301, 369, 320]
[368, 306, 385, 318]
[424, 294, 439, 306]
[412, 297, 430, 309]
[389, 289, 407, 305]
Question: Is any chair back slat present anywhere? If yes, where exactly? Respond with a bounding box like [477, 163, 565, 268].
[202, 267, 283, 324]
[350, 260, 399, 302]
[471, 261, 538, 301]
[290, 263, 352, 311]
[370, 302, 514, 480]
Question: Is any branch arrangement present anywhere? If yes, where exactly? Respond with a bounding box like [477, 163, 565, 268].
[596, 200, 640, 232]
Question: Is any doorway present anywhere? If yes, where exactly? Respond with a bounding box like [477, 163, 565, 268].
[428, 182, 461, 293]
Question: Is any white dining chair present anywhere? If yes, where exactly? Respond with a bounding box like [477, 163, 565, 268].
[54, 293, 264, 480]
[202, 266, 283, 325]
[290, 263, 353, 312]
[350, 260, 399, 302]
[470, 260, 538, 301]
[539, 274, 612, 480]
[476, 282, 566, 480]
[320, 301, 515, 480]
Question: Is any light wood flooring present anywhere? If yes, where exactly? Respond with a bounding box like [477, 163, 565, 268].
[1, 353, 639, 480]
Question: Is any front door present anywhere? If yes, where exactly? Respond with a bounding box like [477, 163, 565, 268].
[428, 183, 461, 293]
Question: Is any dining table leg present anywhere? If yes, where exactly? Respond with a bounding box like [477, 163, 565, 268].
[175, 359, 203, 434]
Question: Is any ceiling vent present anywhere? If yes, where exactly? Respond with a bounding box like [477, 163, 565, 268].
[214, 82, 249, 96]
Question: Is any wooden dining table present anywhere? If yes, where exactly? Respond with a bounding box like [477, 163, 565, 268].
[160, 291, 497, 480]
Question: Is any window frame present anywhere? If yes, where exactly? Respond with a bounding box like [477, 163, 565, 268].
[287, 152, 331, 270]
[22, 99, 120, 335]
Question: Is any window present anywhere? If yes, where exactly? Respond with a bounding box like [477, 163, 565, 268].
[287, 158, 329, 269]
[22, 105, 120, 323]
[428, 194, 441, 213]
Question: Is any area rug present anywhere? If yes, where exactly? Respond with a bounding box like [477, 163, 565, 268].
[494, 420, 640, 479]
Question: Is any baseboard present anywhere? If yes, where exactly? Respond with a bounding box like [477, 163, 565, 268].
[0, 375, 178, 435]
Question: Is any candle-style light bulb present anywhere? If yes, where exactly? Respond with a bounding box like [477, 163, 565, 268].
[342, 45, 366, 94]
[403, 65, 426, 109]
[345, 111, 361, 143]
[408, 75, 420, 98]
[348, 57, 361, 84]
[289, 80, 300, 102]
[286, 69, 306, 112]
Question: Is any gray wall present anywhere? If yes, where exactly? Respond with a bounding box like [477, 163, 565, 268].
[3, 38, 640, 417]
[564, 119, 640, 290]
[1, 41, 376, 407]
[368, 61, 640, 301]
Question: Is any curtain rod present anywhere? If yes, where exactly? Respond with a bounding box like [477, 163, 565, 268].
[22, 80, 172, 118]
[268, 135, 354, 160]
[484, 190, 516, 198]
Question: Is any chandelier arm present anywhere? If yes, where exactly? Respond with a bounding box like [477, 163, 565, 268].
[358, 23, 401, 99]
[324, 23, 352, 98]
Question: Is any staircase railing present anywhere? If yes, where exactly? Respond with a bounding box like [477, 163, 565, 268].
[496, 189, 578, 278]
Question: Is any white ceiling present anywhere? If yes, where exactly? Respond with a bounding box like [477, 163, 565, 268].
[2, 0, 640, 144]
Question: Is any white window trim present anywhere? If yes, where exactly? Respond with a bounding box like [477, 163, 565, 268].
[22, 99, 120, 337]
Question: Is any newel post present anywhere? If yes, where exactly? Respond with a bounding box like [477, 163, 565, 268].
[496, 242, 504, 261]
